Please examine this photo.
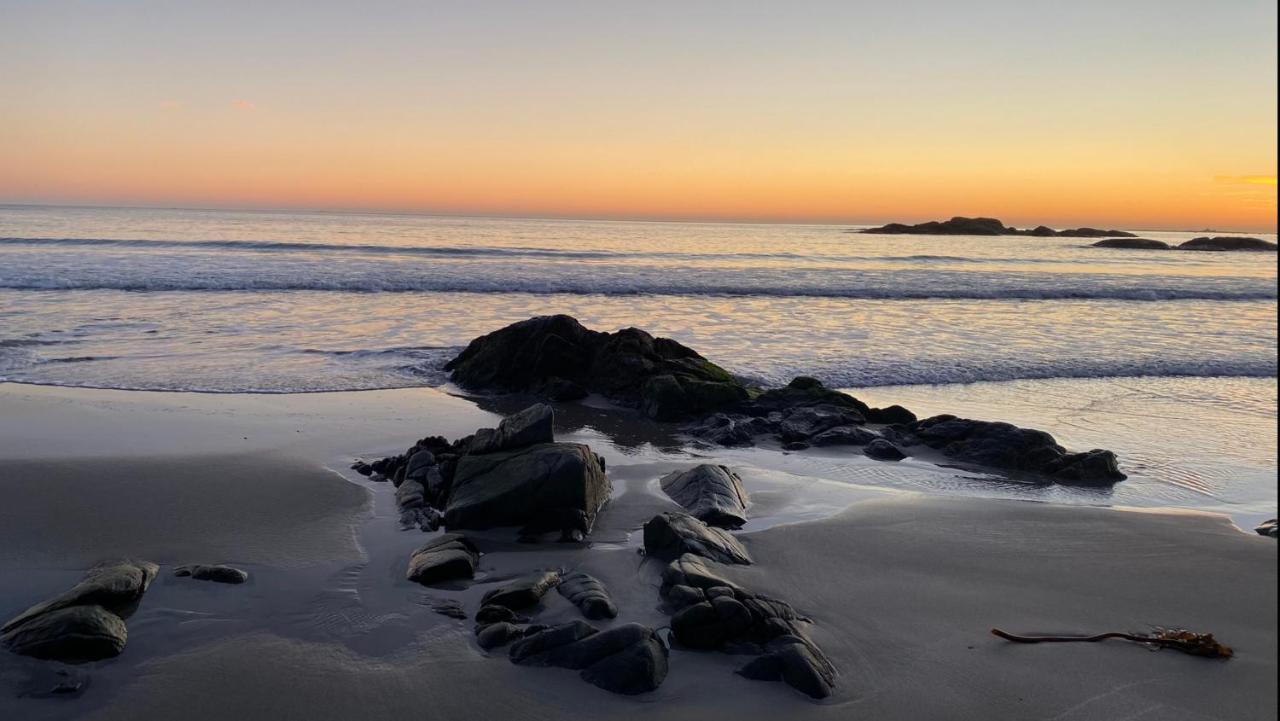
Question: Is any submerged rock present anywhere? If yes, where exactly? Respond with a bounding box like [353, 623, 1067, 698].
[445, 443, 610, 531]
[556, 572, 618, 620]
[481, 570, 562, 610]
[911, 415, 1125, 485]
[405, 533, 479, 585]
[173, 564, 249, 584]
[659, 464, 749, 528]
[644, 512, 751, 565]
[1178, 236, 1277, 252]
[467, 403, 555, 455]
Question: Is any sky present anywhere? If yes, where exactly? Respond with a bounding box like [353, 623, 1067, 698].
[1, 1, 1276, 230]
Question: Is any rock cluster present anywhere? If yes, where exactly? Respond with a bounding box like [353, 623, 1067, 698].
[1, 560, 158, 662]
[1092, 236, 1277, 252]
[857, 216, 1137, 238]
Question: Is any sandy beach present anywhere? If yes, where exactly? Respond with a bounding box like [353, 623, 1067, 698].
[1, 382, 1273, 721]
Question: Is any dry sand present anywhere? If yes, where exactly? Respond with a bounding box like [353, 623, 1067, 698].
[0, 383, 1274, 720]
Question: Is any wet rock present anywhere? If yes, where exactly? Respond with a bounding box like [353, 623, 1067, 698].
[508, 620, 598, 664]
[684, 413, 774, 447]
[467, 404, 555, 455]
[810, 425, 879, 447]
[477, 622, 529, 650]
[516, 623, 652, 669]
[660, 554, 746, 596]
[659, 464, 749, 528]
[912, 415, 1125, 485]
[779, 404, 864, 442]
[351, 461, 373, 476]
[475, 604, 528, 625]
[424, 597, 467, 620]
[860, 216, 1013, 235]
[403, 449, 437, 480]
[1091, 238, 1172, 250]
[737, 635, 836, 699]
[395, 478, 427, 510]
[556, 572, 618, 620]
[663, 584, 706, 609]
[643, 512, 751, 565]
[864, 437, 907, 461]
[481, 571, 562, 610]
[405, 533, 479, 585]
[671, 596, 753, 649]
[864, 404, 917, 425]
[1, 605, 128, 662]
[173, 564, 249, 584]
[579, 633, 668, 695]
[748, 377, 870, 420]
[2, 559, 158, 637]
[782, 441, 811, 451]
[1255, 519, 1277, 538]
[1178, 236, 1277, 252]
[445, 443, 610, 531]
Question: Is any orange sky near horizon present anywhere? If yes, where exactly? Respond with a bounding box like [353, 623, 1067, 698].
[2, 2, 1276, 231]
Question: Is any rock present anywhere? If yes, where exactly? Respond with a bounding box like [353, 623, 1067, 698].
[173, 564, 249, 584]
[481, 570, 562, 610]
[425, 597, 467, 620]
[476, 622, 529, 650]
[1, 559, 158, 636]
[643, 512, 751, 564]
[782, 441, 810, 451]
[403, 449, 437, 480]
[737, 635, 836, 699]
[1056, 227, 1138, 238]
[670, 596, 754, 649]
[864, 404, 917, 425]
[475, 605, 528, 625]
[351, 461, 373, 476]
[395, 479, 426, 510]
[508, 620, 598, 664]
[861, 216, 1012, 235]
[810, 425, 879, 447]
[405, 533, 479, 585]
[864, 438, 907, 461]
[779, 405, 864, 443]
[663, 584, 706, 609]
[1254, 519, 1277, 538]
[1091, 238, 1172, 250]
[516, 623, 653, 669]
[749, 377, 870, 420]
[1, 605, 128, 663]
[467, 404, 555, 455]
[1177, 236, 1277, 252]
[684, 413, 774, 447]
[556, 572, 618, 620]
[912, 415, 1125, 485]
[444, 443, 610, 531]
[579, 633, 669, 695]
[443, 315, 745, 420]
[659, 464, 749, 528]
[660, 554, 746, 596]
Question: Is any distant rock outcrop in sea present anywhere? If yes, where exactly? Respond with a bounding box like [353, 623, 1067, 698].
[854, 216, 1138, 238]
[1091, 236, 1277, 252]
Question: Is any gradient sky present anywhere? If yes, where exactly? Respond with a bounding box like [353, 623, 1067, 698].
[1, 1, 1276, 229]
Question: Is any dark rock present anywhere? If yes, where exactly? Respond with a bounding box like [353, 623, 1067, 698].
[405, 533, 479, 585]
[1028, 225, 1057, 237]
[1091, 238, 1172, 250]
[481, 570, 562, 610]
[810, 425, 879, 447]
[351, 461, 373, 476]
[1057, 227, 1138, 238]
[1, 605, 128, 663]
[749, 377, 870, 419]
[467, 403, 555, 455]
[779, 405, 864, 442]
[508, 620, 597, 664]
[861, 216, 1012, 235]
[670, 596, 752, 649]
[556, 572, 618, 620]
[663, 584, 706, 609]
[1255, 519, 1278, 538]
[173, 564, 249, 584]
[643, 512, 751, 565]
[912, 415, 1125, 485]
[737, 635, 836, 699]
[684, 412, 775, 447]
[517, 623, 652, 669]
[1177, 236, 1277, 252]
[445, 442, 610, 531]
[477, 622, 529, 650]
[659, 464, 749, 528]
[403, 449, 437, 480]
[2, 559, 158, 635]
[579, 634, 668, 695]
[425, 597, 467, 620]
[475, 604, 528, 625]
[864, 404, 917, 424]
[782, 441, 811, 451]
[395, 478, 426, 510]
[864, 438, 907, 461]
[443, 315, 745, 420]
[660, 554, 746, 596]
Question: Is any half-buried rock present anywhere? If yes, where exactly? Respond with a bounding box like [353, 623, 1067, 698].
[659, 464, 749, 528]
[444, 443, 610, 531]
[406, 533, 479, 585]
[509, 621, 668, 695]
[1, 559, 157, 663]
[556, 572, 618, 619]
[737, 634, 836, 699]
[174, 564, 249, 584]
[481, 570, 562, 610]
[644, 512, 751, 564]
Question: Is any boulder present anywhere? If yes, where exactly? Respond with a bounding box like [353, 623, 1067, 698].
[556, 572, 618, 620]
[481, 570, 562, 610]
[1253, 519, 1277, 538]
[684, 413, 775, 447]
[1091, 238, 1172, 250]
[477, 622, 530, 650]
[1177, 236, 1277, 252]
[579, 634, 668, 695]
[864, 404, 918, 425]
[514, 623, 652, 669]
[405, 534, 479, 585]
[1, 559, 158, 636]
[467, 404, 555, 455]
[671, 597, 753, 649]
[644, 512, 751, 565]
[444, 443, 610, 530]
[1, 605, 128, 662]
[810, 425, 879, 447]
[660, 554, 745, 597]
[911, 415, 1125, 485]
[748, 377, 869, 419]
[663, 584, 707, 609]
[659, 464, 749, 528]
[864, 438, 907, 461]
[508, 620, 598, 664]
[737, 635, 836, 699]
[173, 564, 249, 584]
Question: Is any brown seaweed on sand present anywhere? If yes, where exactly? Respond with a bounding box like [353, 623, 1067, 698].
[991, 627, 1234, 658]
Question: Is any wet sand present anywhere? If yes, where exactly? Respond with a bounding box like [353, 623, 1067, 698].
[0, 383, 1274, 720]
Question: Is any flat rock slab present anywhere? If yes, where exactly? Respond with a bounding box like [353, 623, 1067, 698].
[174, 564, 249, 584]
[643, 512, 751, 565]
[445, 443, 610, 531]
[1, 604, 128, 662]
[659, 464, 749, 528]
[405, 534, 479, 585]
[481, 570, 562, 610]
[556, 572, 618, 619]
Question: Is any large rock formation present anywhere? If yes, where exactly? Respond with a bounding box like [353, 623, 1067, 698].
[1177, 236, 1277, 252]
[443, 315, 747, 421]
[659, 464, 749, 528]
[1, 559, 158, 662]
[857, 217, 1136, 238]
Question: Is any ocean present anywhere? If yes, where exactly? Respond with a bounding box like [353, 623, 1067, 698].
[0, 204, 1275, 524]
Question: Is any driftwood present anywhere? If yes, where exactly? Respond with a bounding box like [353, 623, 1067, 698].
[991, 628, 1233, 659]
